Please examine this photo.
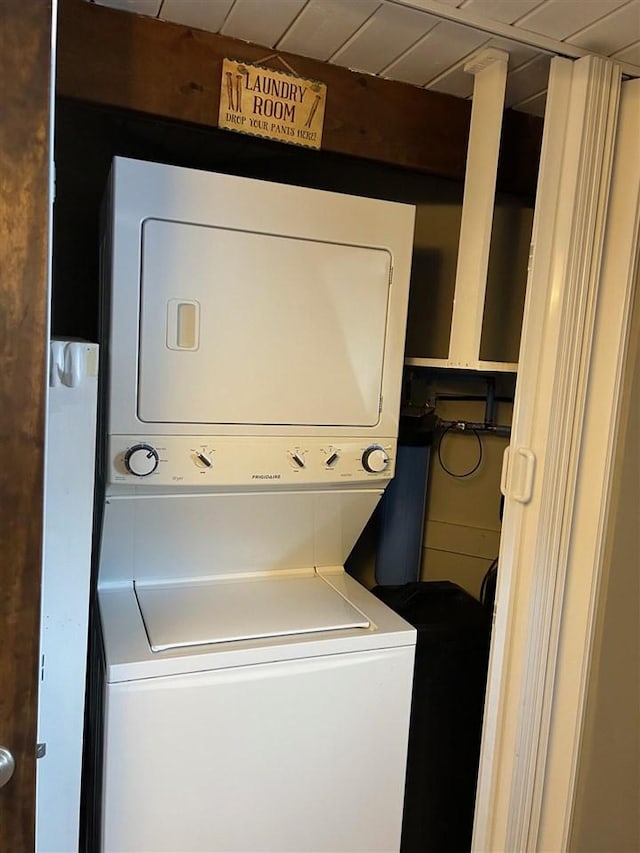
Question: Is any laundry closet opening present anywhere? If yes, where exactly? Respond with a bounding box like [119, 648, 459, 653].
[52, 92, 537, 852]
[53, 98, 532, 609]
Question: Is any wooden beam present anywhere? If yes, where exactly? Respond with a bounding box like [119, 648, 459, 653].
[56, 0, 541, 195]
[0, 1, 52, 848]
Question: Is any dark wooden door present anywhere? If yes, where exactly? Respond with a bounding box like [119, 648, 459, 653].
[0, 1, 53, 849]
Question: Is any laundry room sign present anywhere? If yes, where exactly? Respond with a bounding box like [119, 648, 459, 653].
[218, 59, 327, 150]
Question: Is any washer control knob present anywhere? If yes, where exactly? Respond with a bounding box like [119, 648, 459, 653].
[124, 443, 159, 477]
[362, 445, 389, 474]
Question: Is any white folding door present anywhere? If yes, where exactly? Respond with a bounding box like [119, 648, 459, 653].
[473, 59, 640, 853]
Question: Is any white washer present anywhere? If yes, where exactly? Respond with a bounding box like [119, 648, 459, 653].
[100, 573, 414, 852]
[97, 158, 417, 852]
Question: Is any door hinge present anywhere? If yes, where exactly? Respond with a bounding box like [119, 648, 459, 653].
[36, 743, 46, 759]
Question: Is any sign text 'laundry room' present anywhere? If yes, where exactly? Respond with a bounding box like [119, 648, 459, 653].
[218, 59, 327, 150]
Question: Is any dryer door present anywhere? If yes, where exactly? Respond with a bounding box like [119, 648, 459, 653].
[138, 219, 391, 427]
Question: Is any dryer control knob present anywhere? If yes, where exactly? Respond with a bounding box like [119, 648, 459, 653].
[362, 445, 389, 474]
[290, 451, 305, 468]
[124, 444, 159, 477]
[325, 451, 339, 468]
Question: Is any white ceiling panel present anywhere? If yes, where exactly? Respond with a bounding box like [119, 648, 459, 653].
[513, 90, 546, 116]
[504, 53, 550, 107]
[383, 20, 487, 84]
[517, 0, 630, 41]
[91, 0, 640, 116]
[221, 0, 307, 48]
[430, 35, 541, 97]
[94, 0, 161, 12]
[612, 38, 640, 63]
[331, 3, 438, 73]
[459, 0, 544, 25]
[276, 0, 382, 61]
[566, 2, 640, 53]
[160, 0, 235, 31]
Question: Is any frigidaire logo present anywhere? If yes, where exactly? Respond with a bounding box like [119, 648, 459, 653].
[251, 473, 281, 480]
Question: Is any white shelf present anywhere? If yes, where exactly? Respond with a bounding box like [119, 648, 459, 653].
[404, 357, 518, 373]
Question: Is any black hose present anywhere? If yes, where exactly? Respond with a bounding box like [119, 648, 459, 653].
[436, 425, 483, 478]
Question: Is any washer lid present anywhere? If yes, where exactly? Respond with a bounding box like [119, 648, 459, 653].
[135, 573, 371, 652]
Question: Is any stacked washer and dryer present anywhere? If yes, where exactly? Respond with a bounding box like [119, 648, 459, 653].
[96, 157, 417, 852]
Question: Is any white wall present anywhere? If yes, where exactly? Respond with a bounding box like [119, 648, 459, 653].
[569, 276, 640, 852]
[420, 386, 512, 599]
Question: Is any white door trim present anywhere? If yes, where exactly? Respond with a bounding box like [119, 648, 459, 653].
[473, 54, 626, 852]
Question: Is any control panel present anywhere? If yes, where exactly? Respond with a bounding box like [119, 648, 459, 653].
[109, 436, 395, 487]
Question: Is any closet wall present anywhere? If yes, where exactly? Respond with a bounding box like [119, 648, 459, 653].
[404, 194, 531, 599]
[420, 384, 513, 599]
[569, 278, 640, 853]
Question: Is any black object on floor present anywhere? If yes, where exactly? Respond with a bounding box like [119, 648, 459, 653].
[373, 581, 491, 853]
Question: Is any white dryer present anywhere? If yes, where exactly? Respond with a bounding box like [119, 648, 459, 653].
[97, 158, 417, 852]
